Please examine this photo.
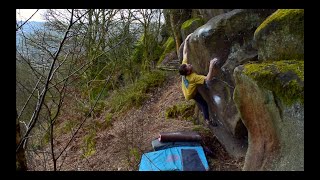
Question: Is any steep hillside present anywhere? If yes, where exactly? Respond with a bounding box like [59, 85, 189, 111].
[38, 72, 243, 171]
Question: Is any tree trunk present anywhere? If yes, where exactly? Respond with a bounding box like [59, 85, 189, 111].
[168, 9, 191, 55]
[16, 109, 28, 171]
[169, 10, 181, 55]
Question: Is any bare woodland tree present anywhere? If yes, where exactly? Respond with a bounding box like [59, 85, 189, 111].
[131, 9, 163, 72]
[16, 9, 165, 171]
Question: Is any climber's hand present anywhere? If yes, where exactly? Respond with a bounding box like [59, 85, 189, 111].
[209, 58, 218, 68]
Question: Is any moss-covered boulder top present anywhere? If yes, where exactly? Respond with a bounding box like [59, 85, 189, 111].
[254, 9, 304, 61]
[181, 17, 204, 41]
[243, 60, 304, 106]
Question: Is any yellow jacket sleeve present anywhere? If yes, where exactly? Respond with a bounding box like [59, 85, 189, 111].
[190, 73, 206, 85]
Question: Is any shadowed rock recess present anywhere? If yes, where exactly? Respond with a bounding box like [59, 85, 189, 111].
[174, 9, 303, 170]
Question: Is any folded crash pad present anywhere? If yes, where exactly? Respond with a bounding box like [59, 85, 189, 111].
[158, 131, 202, 142]
[139, 146, 209, 171]
[151, 138, 201, 151]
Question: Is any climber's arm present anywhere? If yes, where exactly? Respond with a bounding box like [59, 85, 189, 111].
[182, 34, 192, 64]
[205, 58, 219, 82]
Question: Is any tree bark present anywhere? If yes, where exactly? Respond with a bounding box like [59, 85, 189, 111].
[168, 9, 191, 55]
[16, 109, 28, 171]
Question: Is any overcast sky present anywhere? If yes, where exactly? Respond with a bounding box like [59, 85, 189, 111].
[16, 9, 47, 22]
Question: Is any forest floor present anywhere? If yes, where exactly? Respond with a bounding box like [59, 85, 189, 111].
[32, 71, 244, 171]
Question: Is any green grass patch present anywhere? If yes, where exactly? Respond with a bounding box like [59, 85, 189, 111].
[165, 100, 196, 120]
[104, 112, 113, 128]
[192, 125, 211, 136]
[108, 70, 167, 113]
[129, 148, 140, 161]
[61, 119, 78, 134]
[43, 130, 51, 145]
[81, 131, 96, 158]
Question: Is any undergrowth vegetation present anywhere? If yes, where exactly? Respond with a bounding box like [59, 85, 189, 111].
[108, 70, 167, 113]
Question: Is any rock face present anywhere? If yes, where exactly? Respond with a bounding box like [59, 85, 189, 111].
[253, 9, 304, 61]
[233, 66, 282, 170]
[180, 9, 304, 170]
[233, 60, 304, 171]
[181, 9, 275, 158]
[234, 9, 304, 171]
[273, 103, 304, 171]
[196, 9, 234, 22]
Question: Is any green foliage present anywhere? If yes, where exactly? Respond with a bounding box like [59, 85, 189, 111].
[157, 36, 175, 65]
[108, 70, 167, 113]
[16, 60, 39, 124]
[104, 112, 113, 127]
[93, 100, 106, 115]
[129, 148, 140, 161]
[61, 119, 78, 134]
[89, 83, 109, 100]
[43, 130, 51, 145]
[153, 44, 163, 61]
[132, 35, 145, 64]
[83, 105, 91, 117]
[165, 100, 195, 120]
[192, 125, 211, 136]
[76, 98, 106, 118]
[243, 60, 304, 106]
[81, 131, 96, 158]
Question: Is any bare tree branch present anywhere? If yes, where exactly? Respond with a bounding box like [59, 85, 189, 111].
[17, 76, 43, 122]
[17, 9, 75, 153]
[48, 35, 129, 90]
[16, 9, 40, 31]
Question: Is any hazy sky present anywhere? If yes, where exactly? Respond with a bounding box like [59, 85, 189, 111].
[16, 9, 47, 22]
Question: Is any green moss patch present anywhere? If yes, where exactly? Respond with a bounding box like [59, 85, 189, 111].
[158, 36, 175, 65]
[165, 101, 195, 120]
[181, 17, 204, 30]
[254, 9, 304, 38]
[243, 60, 304, 106]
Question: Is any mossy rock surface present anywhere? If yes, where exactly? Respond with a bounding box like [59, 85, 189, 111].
[181, 17, 204, 40]
[243, 60, 304, 106]
[158, 36, 175, 65]
[181, 17, 204, 30]
[254, 9, 304, 61]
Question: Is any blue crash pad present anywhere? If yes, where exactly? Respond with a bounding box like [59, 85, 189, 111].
[139, 146, 209, 171]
